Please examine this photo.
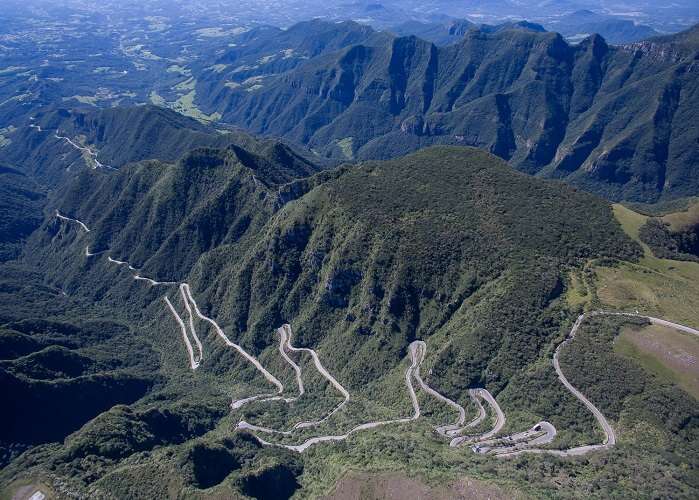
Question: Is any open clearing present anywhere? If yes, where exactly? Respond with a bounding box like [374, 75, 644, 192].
[594, 205, 699, 329]
[616, 323, 699, 399]
[6, 480, 55, 500]
[662, 198, 699, 231]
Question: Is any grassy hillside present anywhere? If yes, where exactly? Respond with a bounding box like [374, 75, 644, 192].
[616, 323, 699, 399]
[589, 204, 699, 329]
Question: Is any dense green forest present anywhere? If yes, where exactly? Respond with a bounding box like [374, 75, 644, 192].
[9, 144, 693, 499]
[639, 219, 699, 262]
[0, 107, 696, 499]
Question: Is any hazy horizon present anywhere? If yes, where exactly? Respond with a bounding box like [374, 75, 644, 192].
[3, 0, 698, 32]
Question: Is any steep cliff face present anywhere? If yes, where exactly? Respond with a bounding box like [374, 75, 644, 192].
[197, 23, 699, 202]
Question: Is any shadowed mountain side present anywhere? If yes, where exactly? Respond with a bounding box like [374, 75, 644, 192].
[0, 163, 45, 261]
[198, 23, 699, 202]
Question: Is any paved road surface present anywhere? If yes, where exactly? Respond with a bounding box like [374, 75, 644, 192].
[54, 130, 114, 170]
[241, 341, 424, 452]
[236, 325, 353, 435]
[55, 210, 90, 232]
[449, 389, 506, 447]
[280, 324, 350, 428]
[134, 275, 177, 286]
[164, 296, 202, 370]
[494, 311, 698, 458]
[181, 284, 285, 403]
[410, 340, 467, 435]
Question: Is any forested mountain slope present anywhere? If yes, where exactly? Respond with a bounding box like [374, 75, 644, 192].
[0, 105, 325, 260]
[197, 23, 699, 202]
[187, 147, 640, 388]
[1, 105, 320, 185]
[45, 145, 321, 281]
[26, 146, 639, 394]
[6, 141, 699, 499]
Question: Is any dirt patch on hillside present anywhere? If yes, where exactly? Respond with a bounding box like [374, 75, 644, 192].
[617, 323, 699, 398]
[9, 481, 55, 500]
[323, 472, 522, 500]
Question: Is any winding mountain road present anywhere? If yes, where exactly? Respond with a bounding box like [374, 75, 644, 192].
[164, 296, 202, 370]
[444, 390, 487, 437]
[278, 325, 305, 399]
[241, 312, 698, 455]
[242, 340, 509, 453]
[180, 283, 285, 407]
[240, 340, 423, 453]
[84, 246, 108, 257]
[55, 210, 90, 232]
[179, 285, 204, 365]
[410, 340, 467, 436]
[106, 255, 174, 286]
[54, 131, 114, 170]
[30, 122, 114, 170]
[134, 275, 177, 286]
[411, 346, 506, 444]
[239, 339, 516, 453]
[52, 211, 295, 396]
[551, 313, 616, 450]
[236, 324, 352, 435]
[279, 324, 350, 428]
[492, 311, 698, 458]
[476, 422, 557, 456]
[51, 209, 699, 458]
[448, 389, 506, 447]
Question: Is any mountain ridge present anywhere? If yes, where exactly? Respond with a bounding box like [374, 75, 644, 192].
[194, 22, 699, 202]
